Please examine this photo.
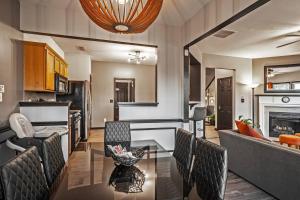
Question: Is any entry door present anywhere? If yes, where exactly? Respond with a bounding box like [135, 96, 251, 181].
[217, 77, 233, 130]
[114, 79, 135, 121]
[116, 82, 129, 102]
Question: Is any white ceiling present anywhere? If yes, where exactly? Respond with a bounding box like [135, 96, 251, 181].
[160, 0, 211, 26]
[20, 0, 211, 27]
[53, 36, 157, 65]
[194, 0, 300, 59]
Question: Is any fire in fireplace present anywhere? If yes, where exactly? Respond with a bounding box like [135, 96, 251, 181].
[269, 112, 300, 137]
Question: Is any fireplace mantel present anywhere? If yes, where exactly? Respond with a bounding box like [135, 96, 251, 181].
[256, 94, 300, 97]
[258, 95, 300, 137]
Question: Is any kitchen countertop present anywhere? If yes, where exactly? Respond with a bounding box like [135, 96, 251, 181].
[19, 101, 71, 107]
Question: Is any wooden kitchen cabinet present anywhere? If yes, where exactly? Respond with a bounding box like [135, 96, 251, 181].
[46, 49, 55, 91]
[54, 57, 60, 73]
[24, 41, 68, 92]
[60, 61, 68, 77]
[23, 42, 46, 91]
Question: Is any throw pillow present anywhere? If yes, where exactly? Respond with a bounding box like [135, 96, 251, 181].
[235, 120, 250, 135]
[248, 127, 272, 142]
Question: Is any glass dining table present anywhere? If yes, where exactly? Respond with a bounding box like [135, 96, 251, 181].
[50, 140, 202, 200]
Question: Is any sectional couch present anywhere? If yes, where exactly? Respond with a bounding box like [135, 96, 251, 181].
[219, 130, 300, 200]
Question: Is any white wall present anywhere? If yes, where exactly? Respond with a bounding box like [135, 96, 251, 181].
[91, 61, 156, 127]
[65, 53, 91, 81]
[202, 53, 253, 121]
[0, 0, 23, 126]
[23, 33, 64, 58]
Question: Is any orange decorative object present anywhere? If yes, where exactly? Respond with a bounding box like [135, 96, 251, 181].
[279, 134, 300, 148]
[267, 82, 273, 89]
[235, 120, 250, 135]
[79, 0, 163, 34]
[248, 127, 265, 140]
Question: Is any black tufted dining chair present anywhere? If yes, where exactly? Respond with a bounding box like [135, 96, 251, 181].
[192, 138, 228, 200]
[42, 133, 65, 188]
[104, 121, 131, 157]
[0, 146, 49, 200]
[173, 128, 193, 169]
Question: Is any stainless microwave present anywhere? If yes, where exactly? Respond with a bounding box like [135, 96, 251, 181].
[55, 73, 68, 94]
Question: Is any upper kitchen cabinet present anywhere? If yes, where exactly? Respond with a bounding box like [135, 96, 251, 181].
[24, 41, 68, 92]
[60, 60, 68, 78]
[46, 49, 55, 91]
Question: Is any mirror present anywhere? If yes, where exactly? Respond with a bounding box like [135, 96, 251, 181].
[264, 64, 300, 93]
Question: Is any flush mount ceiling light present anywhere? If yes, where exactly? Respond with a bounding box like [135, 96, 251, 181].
[79, 0, 163, 34]
[128, 51, 146, 64]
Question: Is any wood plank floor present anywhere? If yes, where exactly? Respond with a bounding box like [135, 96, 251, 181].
[82, 127, 275, 200]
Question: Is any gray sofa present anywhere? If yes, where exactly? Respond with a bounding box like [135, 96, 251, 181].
[219, 130, 300, 200]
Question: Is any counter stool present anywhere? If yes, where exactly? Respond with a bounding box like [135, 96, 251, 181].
[279, 135, 300, 149]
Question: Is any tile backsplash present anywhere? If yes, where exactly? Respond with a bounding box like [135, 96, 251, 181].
[24, 92, 56, 102]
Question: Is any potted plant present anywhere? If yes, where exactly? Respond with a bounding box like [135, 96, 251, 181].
[209, 114, 215, 126]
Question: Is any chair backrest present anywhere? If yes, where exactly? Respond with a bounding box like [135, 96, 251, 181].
[0, 147, 49, 200]
[42, 133, 65, 187]
[173, 129, 193, 169]
[104, 121, 131, 142]
[192, 107, 207, 121]
[193, 138, 228, 200]
[104, 121, 131, 157]
[9, 113, 35, 138]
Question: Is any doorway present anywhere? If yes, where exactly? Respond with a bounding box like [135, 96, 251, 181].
[205, 68, 234, 130]
[114, 78, 135, 121]
[217, 77, 233, 130]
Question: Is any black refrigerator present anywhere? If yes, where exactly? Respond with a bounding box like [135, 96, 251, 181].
[57, 81, 91, 140]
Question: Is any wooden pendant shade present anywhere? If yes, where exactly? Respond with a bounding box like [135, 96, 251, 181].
[79, 0, 163, 34]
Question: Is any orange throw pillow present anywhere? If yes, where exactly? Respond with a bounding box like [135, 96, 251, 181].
[235, 120, 250, 135]
[248, 127, 264, 139]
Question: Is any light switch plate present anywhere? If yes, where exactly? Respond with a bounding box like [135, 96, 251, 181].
[0, 85, 4, 93]
[0, 93, 2, 102]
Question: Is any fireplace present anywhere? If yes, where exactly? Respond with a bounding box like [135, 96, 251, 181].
[269, 112, 300, 137]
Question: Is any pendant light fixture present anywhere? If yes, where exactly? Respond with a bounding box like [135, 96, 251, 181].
[79, 0, 163, 34]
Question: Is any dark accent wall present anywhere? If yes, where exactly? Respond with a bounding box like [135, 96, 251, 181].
[205, 68, 215, 89]
[0, 0, 23, 128]
[183, 48, 190, 121]
[189, 54, 201, 101]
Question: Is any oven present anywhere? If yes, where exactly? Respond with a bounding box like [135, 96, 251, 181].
[55, 73, 68, 94]
[70, 111, 81, 152]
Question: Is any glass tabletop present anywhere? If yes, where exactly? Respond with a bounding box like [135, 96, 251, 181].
[51, 140, 201, 200]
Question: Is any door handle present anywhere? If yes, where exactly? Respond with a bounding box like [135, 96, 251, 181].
[218, 106, 221, 110]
